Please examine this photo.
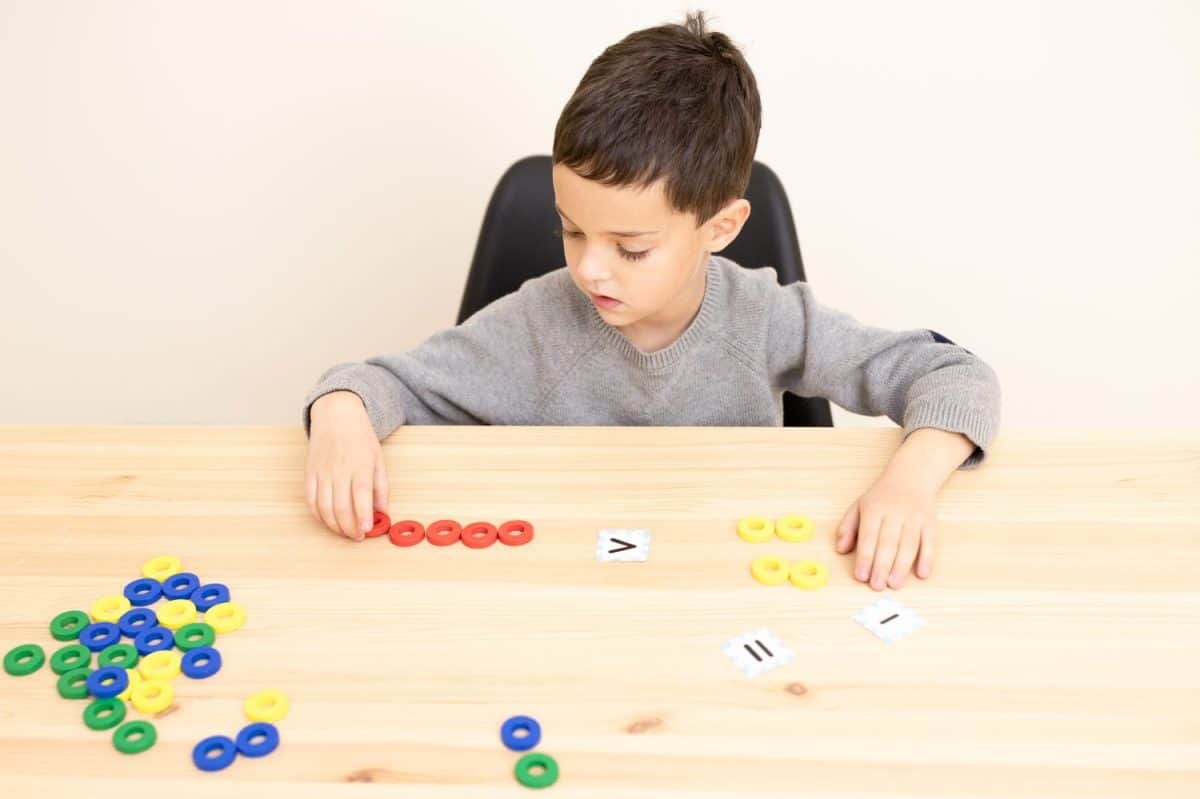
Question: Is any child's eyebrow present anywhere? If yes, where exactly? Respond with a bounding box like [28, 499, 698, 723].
[555, 205, 659, 237]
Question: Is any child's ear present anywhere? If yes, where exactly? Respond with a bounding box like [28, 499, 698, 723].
[704, 198, 751, 253]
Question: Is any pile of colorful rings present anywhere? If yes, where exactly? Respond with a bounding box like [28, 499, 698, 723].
[2, 553, 275, 766]
[501, 714, 559, 790]
[737, 515, 829, 590]
[365, 512, 535, 549]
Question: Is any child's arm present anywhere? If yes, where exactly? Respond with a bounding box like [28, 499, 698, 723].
[301, 271, 584, 540]
[766, 277, 1002, 589]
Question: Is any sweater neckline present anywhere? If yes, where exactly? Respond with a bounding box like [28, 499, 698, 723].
[587, 254, 722, 370]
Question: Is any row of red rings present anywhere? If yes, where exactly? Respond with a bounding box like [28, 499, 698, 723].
[366, 512, 534, 548]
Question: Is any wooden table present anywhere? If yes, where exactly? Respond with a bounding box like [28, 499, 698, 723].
[1, 425, 1197, 798]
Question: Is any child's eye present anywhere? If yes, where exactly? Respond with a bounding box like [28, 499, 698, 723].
[553, 226, 649, 262]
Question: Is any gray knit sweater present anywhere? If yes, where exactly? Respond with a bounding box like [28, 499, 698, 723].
[303, 254, 1001, 468]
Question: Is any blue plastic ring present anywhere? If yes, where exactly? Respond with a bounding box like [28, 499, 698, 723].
[192, 734, 238, 771]
[86, 665, 129, 699]
[235, 722, 280, 757]
[80, 622, 121, 652]
[162, 571, 200, 600]
[123, 577, 162, 607]
[190, 583, 230, 612]
[500, 715, 541, 751]
[133, 625, 175, 656]
[181, 646, 222, 679]
[117, 608, 158, 638]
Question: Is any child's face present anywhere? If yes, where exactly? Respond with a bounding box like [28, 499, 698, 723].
[552, 163, 749, 333]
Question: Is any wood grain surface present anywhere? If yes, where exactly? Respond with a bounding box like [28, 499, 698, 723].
[1, 425, 1197, 798]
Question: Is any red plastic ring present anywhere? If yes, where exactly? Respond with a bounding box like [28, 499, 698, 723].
[426, 520, 462, 546]
[461, 522, 498, 549]
[388, 520, 425, 547]
[366, 511, 392, 538]
[497, 520, 534, 546]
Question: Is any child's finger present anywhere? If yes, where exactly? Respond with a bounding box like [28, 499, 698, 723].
[304, 469, 318, 520]
[836, 502, 860, 553]
[334, 477, 359, 540]
[888, 522, 922, 589]
[373, 457, 390, 513]
[316, 476, 338, 535]
[869, 517, 903, 591]
[916, 524, 939, 578]
[853, 511, 883, 582]
[352, 469, 373, 538]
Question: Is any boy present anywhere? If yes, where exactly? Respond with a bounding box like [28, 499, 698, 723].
[302, 12, 1001, 592]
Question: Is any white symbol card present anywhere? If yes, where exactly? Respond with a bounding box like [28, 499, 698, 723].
[853, 596, 927, 643]
[596, 529, 650, 562]
[721, 628, 795, 678]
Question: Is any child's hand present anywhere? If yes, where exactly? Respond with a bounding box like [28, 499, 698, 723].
[304, 391, 390, 541]
[834, 472, 939, 591]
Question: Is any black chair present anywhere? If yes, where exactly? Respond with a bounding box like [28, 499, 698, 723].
[456, 155, 834, 427]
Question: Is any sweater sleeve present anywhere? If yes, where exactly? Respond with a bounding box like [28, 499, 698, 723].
[301, 273, 567, 440]
[766, 280, 1001, 469]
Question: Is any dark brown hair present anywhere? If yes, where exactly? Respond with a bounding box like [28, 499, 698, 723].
[552, 10, 761, 226]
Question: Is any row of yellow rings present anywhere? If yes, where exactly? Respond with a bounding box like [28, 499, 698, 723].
[244, 689, 290, 723]
[737, 515, 814, 543]
[750, 555, 829, 590]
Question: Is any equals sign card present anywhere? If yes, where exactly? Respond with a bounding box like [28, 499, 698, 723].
[595, 529, 651, 562]
[721, 628, 795, 678]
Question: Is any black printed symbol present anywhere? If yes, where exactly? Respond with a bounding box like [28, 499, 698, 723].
[607, 538, 637, 554]
[880, 614, 900, 625]
[743, 639, 774, 662]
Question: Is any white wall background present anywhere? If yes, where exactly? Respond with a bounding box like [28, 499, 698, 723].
[1, 0, 1197, 430]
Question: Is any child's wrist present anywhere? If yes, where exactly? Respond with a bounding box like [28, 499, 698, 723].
[883, 428, 975, 493]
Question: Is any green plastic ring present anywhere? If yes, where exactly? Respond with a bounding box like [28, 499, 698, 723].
[50, 610, 91, 642]
[57, 666, 94, 700]
[3, 644, 46, 676]
[98, 643, 139, 669]
[174, 622, 216, 652]
[514, 752, 559, 789]
[50, 644, 93, 675]
[84, 697, 127, 731]
[113, 720, 157, 754]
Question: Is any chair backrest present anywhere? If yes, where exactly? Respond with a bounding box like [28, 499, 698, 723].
[457, 155, 833, 427]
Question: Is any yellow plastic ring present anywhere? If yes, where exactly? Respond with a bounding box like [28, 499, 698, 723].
[205, 602, 246, 634]
[142, 555, 183, 581]
[750, 555, 790, 586]
[776, 515, 815, 543]
[131, 678, 174, 714]
[158, 599, 197, 631]
[244, 689, 290, 723]
[117, 668, 141, 702]
[736, 516, 775, 543]
[90, 594, 132, 623]
[139, 649, 182, 682]
[789, 560, 829, 590]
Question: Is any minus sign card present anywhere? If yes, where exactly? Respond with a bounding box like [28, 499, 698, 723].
[853, 596, 927, 644]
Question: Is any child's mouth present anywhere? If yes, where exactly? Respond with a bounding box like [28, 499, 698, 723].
[590, 293, 622, 310]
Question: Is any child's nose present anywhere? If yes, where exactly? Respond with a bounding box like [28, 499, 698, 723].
[577, 253, 612, 283]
